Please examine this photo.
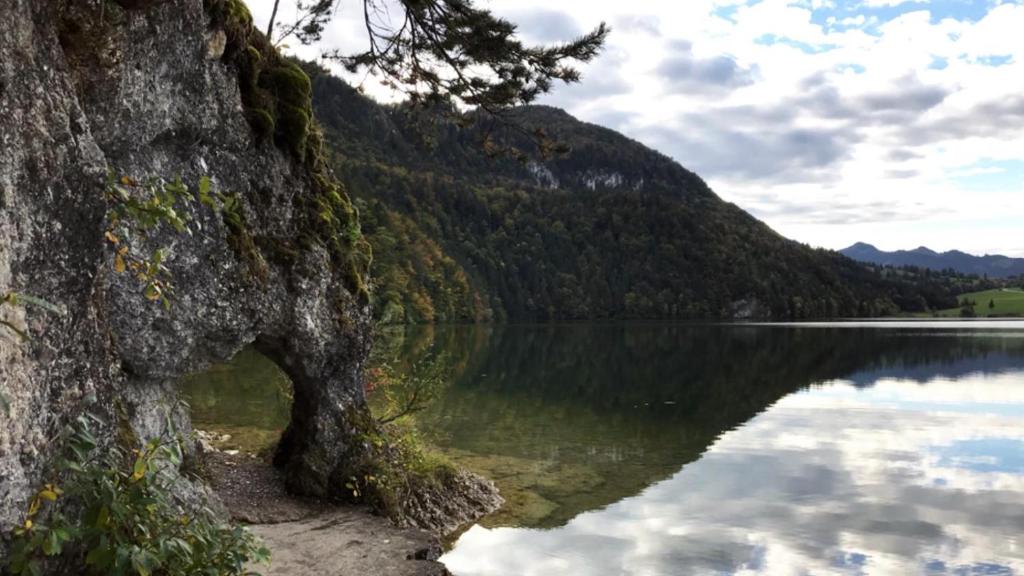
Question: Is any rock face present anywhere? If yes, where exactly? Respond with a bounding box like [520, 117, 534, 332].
[0, 0, 376, 552]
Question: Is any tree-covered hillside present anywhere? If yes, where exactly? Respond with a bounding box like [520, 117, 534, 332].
[307, 65, 969, 322]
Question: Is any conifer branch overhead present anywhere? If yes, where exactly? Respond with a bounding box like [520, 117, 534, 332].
[271, 0, 608, 114]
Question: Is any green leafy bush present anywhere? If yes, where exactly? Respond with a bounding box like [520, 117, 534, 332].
[3, 413, 270, 576]
[346, 342, 462, 523]
[343, 421, 460, 527]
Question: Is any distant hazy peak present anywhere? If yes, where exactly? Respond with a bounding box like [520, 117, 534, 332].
[840, 243, 1024, 278]
[847, 242, 877, 250]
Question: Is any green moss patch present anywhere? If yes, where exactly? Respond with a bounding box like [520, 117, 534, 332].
[220, 192, 269, 282]
[204, 0, 371, 304]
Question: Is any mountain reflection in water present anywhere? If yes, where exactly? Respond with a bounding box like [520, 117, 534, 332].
[422, 323, 1024, 575]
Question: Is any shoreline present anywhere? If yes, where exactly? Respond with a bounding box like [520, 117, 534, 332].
[204, 451, 457, 575]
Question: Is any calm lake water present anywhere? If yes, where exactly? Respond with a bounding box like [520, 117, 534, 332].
[181, 322, 1024, 575]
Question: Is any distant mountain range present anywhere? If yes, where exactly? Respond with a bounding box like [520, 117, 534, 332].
[841, 243, 1024, 278]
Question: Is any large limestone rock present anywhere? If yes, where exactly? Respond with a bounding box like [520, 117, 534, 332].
[0, 0, 374, 549]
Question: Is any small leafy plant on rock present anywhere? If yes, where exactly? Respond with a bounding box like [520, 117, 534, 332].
[2, 413, 270, 576]
[0, 292, 66, 416]
[104, 171, 267, 306]
[104, 172, 199, 309]
[0, 292, 65, 342]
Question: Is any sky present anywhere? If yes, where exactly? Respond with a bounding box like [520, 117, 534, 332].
[245, 0, 1024, 257]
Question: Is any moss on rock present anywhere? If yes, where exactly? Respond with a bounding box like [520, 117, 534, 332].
[244, 108, 275, 139]
[265, 63, 312, 105]
[204, 0, 372, 304]
[275, 103, 310, 159]
[220, 192, 269, 282]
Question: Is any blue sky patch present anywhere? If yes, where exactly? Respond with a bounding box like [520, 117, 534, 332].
[755, 33, 837, 54]
[950, 159, 1024, 192]
[976, 54, 1013, 67]
[804, 0, 996, 29]
[836, 63, 866, 74]
[713, 4, 740, 23]
[935, 438, 1024, 474]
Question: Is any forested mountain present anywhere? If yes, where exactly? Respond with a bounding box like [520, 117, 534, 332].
[305, 65, 967, 322]
[842, 242, 1024, 278]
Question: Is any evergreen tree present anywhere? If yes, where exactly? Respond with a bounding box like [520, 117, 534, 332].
[265, 0, 608, 118]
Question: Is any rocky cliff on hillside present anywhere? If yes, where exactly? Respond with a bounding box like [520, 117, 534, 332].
[0, 0, 491, 563]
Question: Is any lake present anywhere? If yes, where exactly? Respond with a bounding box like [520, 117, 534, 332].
[181, 321, 1024, 575]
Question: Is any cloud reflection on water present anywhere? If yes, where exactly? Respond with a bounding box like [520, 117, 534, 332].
[443, 371, 1024, 576]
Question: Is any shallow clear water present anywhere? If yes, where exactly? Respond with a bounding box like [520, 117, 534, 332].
[179, 321, 1024, 575]
[179, 347, 292, 453]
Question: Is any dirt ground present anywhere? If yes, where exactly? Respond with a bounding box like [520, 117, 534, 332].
[204, 452, 451, 576]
